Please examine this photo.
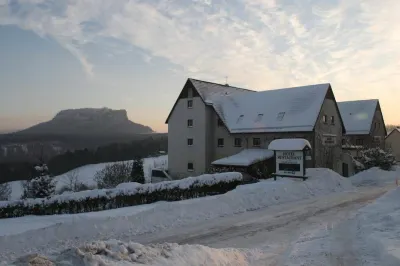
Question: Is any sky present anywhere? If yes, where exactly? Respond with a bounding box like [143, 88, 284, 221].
[0, 0, 399, 133]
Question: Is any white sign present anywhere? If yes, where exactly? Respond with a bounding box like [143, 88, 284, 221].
[275, 150, 304, 177]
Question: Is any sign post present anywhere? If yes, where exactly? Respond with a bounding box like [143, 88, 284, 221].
[268, 138, 312, 181]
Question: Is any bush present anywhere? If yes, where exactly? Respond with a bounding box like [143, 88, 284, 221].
[356, 148, 397, 171]
[0, 183, 11, 201]
[131, 157, 145, 184]
[0, 172, 243, 219]
[22, 164, 55, 199]
[94, 162, 134, 189]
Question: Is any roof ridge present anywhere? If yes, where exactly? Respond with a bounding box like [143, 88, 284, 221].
[256, 83, 330, 93]
[339, 99, 379, 103]
[188, 78, 255, 92]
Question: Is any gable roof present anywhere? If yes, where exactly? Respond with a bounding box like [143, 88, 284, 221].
[211, 83, 332, 133]
[337, 99, 378, 135]
[386, 128, 400, 139]
[189, 78, 254, 104]
[165, 78, 254, 124]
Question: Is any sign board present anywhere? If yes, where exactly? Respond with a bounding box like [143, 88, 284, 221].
[275, 150, 304, 177]
[323, 135, 336, 146]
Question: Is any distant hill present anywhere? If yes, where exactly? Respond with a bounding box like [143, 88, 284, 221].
[15, 108, 153, 136]
[0, 108, 160, 162]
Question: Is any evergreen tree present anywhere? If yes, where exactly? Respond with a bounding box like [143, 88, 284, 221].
[22, 163, 55, 199]
[0, 182, 11, 201]
[131, 157, 145, 184]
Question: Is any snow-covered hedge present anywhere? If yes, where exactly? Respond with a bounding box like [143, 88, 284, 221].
[0, 172, 243, 219]
[356, 148, 397, 172]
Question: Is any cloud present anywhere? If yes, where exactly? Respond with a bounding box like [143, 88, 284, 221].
[0, 0, 399, 98]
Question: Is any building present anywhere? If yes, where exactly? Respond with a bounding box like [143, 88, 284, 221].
[338, 99, 387, 150]
[166, 78, 346, 179]
[385, 128, 400, 161]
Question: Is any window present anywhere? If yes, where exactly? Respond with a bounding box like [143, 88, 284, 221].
[234, 138, 242, 147]
[187, 138, 193, 146]
[330, 116, 335, 125]
[187, 119, 193, 128]
[217, 138, 224, 147]
[187, 162, 194, 171]
[356, 139, 363, 146]
[253, 138, 261, 147]
[342, 138, 346, 145]
[217, 118, 224, 127]
[277, 112, 285, 121]
[187, 99, 193, 109]
[322, 115, 327, 124]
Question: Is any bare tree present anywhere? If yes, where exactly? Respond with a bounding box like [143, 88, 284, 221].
[64, 169, 80, 191]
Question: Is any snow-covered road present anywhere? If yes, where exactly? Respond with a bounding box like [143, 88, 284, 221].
[135, 186, 391, 265]
[1, 185, 391, 265]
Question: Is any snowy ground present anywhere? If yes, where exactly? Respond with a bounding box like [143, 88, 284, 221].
[1, 166, 399, 265]
[6, 155, 168, 200]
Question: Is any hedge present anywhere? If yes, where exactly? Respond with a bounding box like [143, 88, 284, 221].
[0, 172, 244, 219]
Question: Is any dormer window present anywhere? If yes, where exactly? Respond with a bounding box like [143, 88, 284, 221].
[255, 114, 263, 122]
[236, 115, 244, 124]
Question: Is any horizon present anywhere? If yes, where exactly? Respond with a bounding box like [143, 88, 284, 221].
[1, 0, 400, 133]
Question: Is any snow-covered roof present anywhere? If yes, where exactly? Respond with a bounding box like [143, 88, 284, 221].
[338, 100, 378, 135]
[189, 79, 254, 104]
[268, 138, 312, 151]
[211, 149, 274, 167]
[212, 83, 330, 133]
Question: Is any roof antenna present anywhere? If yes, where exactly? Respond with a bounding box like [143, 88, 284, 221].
[225, 76, 229, 86]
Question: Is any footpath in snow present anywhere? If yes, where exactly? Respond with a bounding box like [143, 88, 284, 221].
[283, 166, 400, 266]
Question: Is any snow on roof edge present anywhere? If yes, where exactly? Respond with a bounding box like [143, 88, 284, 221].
[211, 149, 274, 167]
[268, 138, 312, 151]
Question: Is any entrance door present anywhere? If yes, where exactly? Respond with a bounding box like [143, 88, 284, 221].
[342, 163, 349, 177]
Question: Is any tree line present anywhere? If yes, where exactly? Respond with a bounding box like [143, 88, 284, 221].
[0, 136, 167, 183]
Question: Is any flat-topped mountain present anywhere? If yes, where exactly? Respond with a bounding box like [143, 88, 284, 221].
[15, 108, 153, 136]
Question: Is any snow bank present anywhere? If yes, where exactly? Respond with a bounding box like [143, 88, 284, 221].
[0, 172, 242, 208]
[30, 241, 263, 266]
[5, 155, 168, 200]
[356, 187, 400, 265]
[350, 165, 400, 187]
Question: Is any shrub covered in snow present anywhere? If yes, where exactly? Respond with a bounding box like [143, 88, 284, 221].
[94, 161, 134, 189]
[0, 183, 11, 201]
[0, 172, 243, 218]
[21, 164, 55, 199]
[356, 148, 397, 172]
